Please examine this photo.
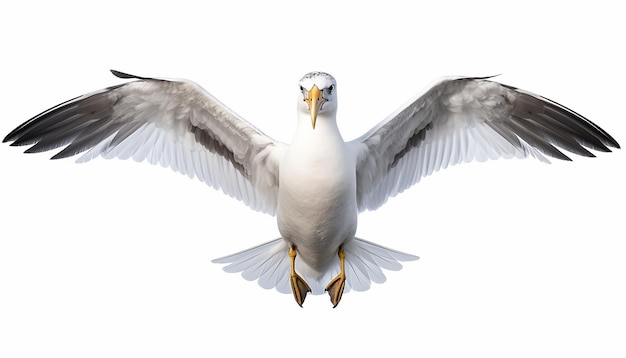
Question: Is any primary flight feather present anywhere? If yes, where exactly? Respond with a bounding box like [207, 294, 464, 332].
[4, 70, 619, 307]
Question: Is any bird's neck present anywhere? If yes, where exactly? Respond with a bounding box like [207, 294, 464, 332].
[294, 111, 343, 144]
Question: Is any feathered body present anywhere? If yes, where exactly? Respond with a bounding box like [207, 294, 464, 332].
[278, 90, 357, 273]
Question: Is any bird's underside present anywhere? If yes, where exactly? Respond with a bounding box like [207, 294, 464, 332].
[3, 70, 619, 307]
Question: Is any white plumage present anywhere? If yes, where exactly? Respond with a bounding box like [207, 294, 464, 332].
[4, 70, 619, 307]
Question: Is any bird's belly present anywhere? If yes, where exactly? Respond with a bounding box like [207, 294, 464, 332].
[277, 173, 357, 270]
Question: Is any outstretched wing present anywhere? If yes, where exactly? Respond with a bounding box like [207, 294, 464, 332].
[351, 76, 620, 212]
[4, 70, 284, 215]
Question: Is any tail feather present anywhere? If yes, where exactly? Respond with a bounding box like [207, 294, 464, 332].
[212, 238, 419, 295]
[343, 238, 419, 291]
[212, 239, 293, 294]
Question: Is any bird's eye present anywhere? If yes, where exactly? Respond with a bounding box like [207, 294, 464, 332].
[328, 84, 334, 93]
[299, 85, 305, 92]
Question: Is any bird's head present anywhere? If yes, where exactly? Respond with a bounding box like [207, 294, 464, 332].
[298, 72, 337, 129]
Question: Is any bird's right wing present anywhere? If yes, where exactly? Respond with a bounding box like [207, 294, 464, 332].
[4, 70, 285, 215]
[351, 76, 620, 212]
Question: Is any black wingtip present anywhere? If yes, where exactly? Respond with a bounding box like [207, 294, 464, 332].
[605, 135, 620, 150]
[465, 74, 502, 81]
[110, 69, 150, 80]
[4, 130, 24, 144]
[4, 127, 22, 143]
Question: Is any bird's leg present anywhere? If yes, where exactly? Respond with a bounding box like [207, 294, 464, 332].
[325, 248, 347, 308]
[289, 246, 311, 307]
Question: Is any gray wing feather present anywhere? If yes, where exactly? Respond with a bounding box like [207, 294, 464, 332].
[352, 77, 619, 212]
[4, 70, 283, 215]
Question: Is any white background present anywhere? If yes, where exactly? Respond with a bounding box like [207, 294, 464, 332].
[1, 1, 624, 357]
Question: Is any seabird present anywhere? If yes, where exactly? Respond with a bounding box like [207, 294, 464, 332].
[4, 70, 620, 307]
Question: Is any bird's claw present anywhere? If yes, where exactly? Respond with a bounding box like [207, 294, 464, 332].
[290, 272, 312, 307]
[325, 248, 347, 308]
[325, 272, 346, 308]
[289, 246, 311, 307]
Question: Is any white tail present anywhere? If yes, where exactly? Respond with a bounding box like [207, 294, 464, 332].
[212, 238, 419, 295]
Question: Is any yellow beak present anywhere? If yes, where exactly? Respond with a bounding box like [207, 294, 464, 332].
[305, 85, 327, 129]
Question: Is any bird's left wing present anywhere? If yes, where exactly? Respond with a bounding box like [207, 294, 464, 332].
[4, 70, 284, 215]
[351, 77, 620, 212]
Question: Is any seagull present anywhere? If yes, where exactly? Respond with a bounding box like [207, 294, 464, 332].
[4, 70, 619, 307]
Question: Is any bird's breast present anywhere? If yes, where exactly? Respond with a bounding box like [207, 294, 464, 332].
[276, 138, 357, 269]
